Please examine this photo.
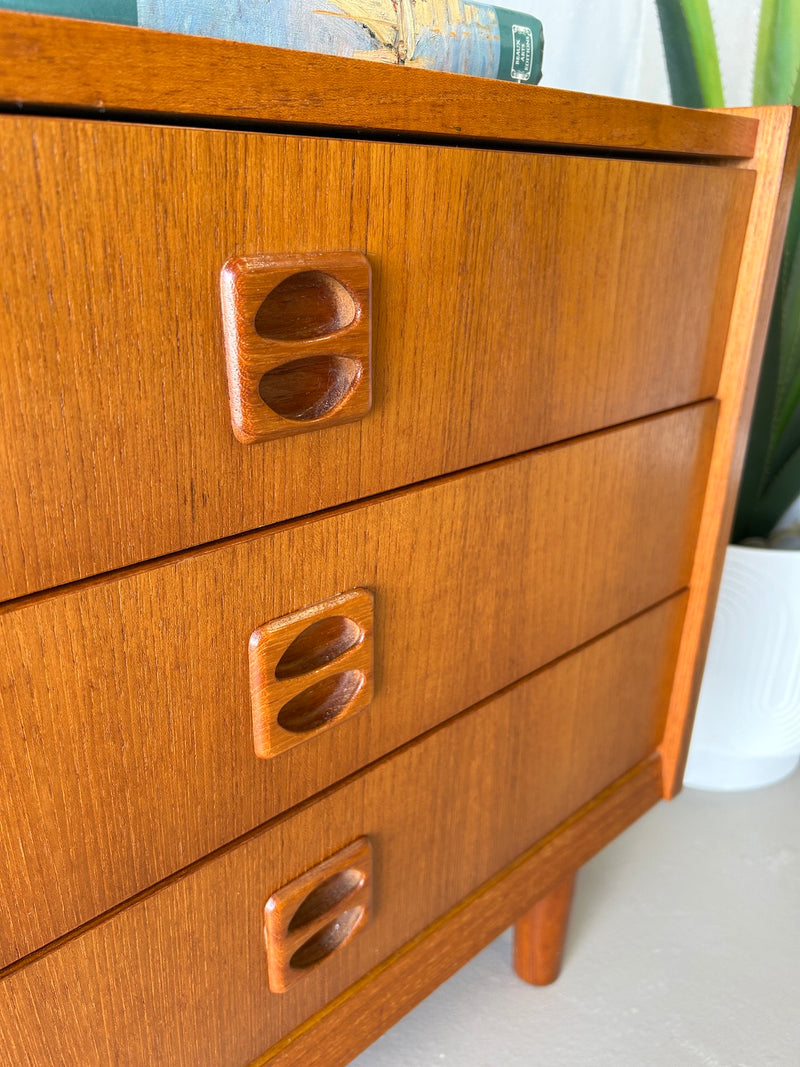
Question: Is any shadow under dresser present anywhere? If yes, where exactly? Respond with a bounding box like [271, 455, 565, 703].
[0, 12, 798, 1065]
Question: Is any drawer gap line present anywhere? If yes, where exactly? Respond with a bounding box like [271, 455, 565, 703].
[0, 102, 752, 166]
[251, 756, 664, 1066]
[0, 592, 683, 981]
[0, 398, 716, 614]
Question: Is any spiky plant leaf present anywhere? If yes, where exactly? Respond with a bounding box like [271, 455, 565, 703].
[655, 0, 725, 107]
[754, 0, 800, 104]
[748, 442, 800, 534]
[770, 219, 800, 443]
[658, 0, 800, 538]
[734, 307, 783, 540]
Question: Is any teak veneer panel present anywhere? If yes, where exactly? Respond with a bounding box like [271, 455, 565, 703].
[513, 874, 577, 986]
[0, 11, 758, 157]
[0, 599, 686, 1067]
[660, 106, 800, 795]
[0, 116, 752, 598]
[255, 758, 665, 1067]
[0, 405, 716, 965]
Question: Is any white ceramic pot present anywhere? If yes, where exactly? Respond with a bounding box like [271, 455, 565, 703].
[684, 543, 800, 790]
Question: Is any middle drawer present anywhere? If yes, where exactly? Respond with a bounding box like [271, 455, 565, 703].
[0, 402, 715, 965]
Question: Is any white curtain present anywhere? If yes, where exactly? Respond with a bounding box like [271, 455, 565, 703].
[509, 0, 761, 106]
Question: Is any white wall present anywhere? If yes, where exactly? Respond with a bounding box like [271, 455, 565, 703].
[509, 0, 762, 106]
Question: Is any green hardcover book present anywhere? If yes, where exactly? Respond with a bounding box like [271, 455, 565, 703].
[0, 0, 544, 84]
[0, 0, 135, 24]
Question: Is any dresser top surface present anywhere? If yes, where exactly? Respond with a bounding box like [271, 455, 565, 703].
[0, 9, 757, 159]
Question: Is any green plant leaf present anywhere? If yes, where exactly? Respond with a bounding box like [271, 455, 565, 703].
[770, 392, 800, 477]
[657, 0, 800, 539]
[778, 168, 800, 308]
[655, 0, 725, 107]
[748, 442, 800, 533]
[770, 223, 800, 448]
[772, 351, 800, 459]
[734, 305, 784, 540]
[737, 6, 800, 538]
[754, 0, 800, 104]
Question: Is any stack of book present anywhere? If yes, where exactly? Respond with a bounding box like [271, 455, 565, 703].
[0, 0, 544, 83]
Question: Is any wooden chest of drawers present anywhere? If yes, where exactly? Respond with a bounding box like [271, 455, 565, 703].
[0, 12, 797, 1065]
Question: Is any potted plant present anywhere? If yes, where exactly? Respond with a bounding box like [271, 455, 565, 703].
[658, 0, 800, 788]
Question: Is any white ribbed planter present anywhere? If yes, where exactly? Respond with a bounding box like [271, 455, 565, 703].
[684, 544, 800, 790]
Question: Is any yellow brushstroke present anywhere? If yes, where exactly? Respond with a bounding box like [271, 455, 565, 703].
[313, 0, 493, 66]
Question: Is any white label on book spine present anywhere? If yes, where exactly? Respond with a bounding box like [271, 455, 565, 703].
[510, 24, 534, 82]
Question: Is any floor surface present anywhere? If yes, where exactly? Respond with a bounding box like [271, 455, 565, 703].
[353, 768, 800, 1066]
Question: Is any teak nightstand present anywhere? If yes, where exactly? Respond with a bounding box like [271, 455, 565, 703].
[0, 12, 797, 1065]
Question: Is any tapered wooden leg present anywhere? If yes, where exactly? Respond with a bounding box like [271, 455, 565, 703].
[513, 873, 576, 985]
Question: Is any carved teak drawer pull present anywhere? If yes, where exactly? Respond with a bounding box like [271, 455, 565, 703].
[249, 589, 375, 759]
[220, 252, 372, 443]
[264, 838, 373, 993]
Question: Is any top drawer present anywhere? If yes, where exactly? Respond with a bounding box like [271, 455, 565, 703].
[0, 117, 753, 598]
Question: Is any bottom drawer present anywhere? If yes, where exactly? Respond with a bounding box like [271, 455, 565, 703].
[0, 596, 684, 1066]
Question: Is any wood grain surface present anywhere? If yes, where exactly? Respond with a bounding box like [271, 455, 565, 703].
[250, 588, 375, 760]
[513, 873, 577, 986]
[0, 116, 752, 599]
[0, 600, 685, 1066]
[220, 252, 372, 443]
[263, 837, 373, 994]
[0, 25, 787, 1063]
[0, 405, 714, 965]
[0, 11, 757, 157]
[255, 757, 664, 1067]
[660, 107, 800, 796]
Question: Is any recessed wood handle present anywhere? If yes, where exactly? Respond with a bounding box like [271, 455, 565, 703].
[249, 589, 374, 759]
[220, 252, 372, 443]
[264, 837, 372, 993]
